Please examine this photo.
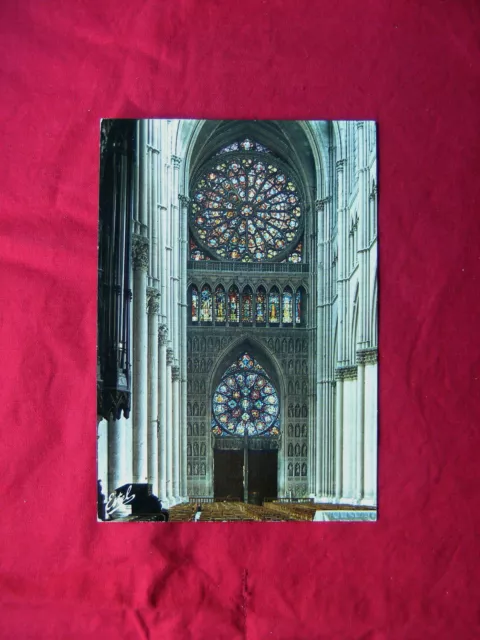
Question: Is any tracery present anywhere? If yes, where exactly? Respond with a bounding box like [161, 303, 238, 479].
[212, 352, 280, 437]
[190, 145, 303, 262]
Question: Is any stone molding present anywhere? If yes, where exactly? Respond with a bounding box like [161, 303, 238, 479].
[315, 196, 332, 212]
[147, 288, 160, 315]
[335, 365, 358, 381]
[132, 234, 149, 272]
[357, 348, 378, 365]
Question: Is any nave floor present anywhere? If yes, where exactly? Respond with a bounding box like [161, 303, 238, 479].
[121, 501, 376, 522]
[167, 501, 376, 522]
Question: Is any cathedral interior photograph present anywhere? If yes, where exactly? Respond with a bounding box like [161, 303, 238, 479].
[97, 119, 378, 522]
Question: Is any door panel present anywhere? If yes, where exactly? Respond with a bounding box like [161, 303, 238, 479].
[213, 450, 244, 501]
[248, 450, 278, 503]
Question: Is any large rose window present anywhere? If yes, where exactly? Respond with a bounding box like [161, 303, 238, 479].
[191, 154, 303, 262]
[212, 353, 280, 437]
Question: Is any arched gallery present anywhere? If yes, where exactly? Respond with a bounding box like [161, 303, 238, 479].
[97, 119, 378, 522]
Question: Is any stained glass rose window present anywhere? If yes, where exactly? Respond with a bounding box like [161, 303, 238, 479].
[191, 152, 303, 262]
[212, 352, 280, 437]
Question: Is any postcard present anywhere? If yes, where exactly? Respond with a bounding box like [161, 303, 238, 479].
[97, 119, 378, 522]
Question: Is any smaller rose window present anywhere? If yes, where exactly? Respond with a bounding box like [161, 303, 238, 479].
[212, 352, 280, 437]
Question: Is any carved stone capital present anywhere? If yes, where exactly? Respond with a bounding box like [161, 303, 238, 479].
[158, 324, 168, 346]
[179, 195, 191, 208]
[132, 234, 149, 272]
[147, 288, 160, 315]
[357, 348, 378, 365]
[335, 365, 358, 381]
[171, 155, 182, 168]
[336, 159, 346, 171]
[171, 365, 180, 382]
[166, 348, 174, 366]
[97, 385, 131, 422]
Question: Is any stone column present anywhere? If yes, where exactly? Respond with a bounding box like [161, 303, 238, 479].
[178, 195, 190, 500]
[172, 363, 180, 501]
[159, 204, 168, 324]
[180, 375, 188, 499]
[336, 159, 348, 364]
[339, 365, 358, 503]
[166, 347, 174, 503]
[315, 196, 335, 501]
[363, 348, 378, 506]
[132, 234, 149, 483]
[171, 156, 181, 357]
[334, 369, 344, 502]
[97, 418, 108, 501]
[147, 288, 160, 493]
[356, 352, 366, 503]
[107, 417, 122, 498]
[357, 121, 370, 349]
[158, 324, 168, 500]
[315, 198, 324, 498]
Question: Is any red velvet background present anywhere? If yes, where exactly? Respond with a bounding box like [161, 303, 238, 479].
[1, 1, 479, 638]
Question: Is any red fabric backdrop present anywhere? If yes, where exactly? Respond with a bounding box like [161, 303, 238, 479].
[1, 1, 479, 637]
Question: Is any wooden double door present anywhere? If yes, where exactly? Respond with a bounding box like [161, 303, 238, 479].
[213, 449, 277, 503]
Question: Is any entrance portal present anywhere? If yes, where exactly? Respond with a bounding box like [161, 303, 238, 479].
[213, 448, 278, 503]
[211, 350, 281, 502]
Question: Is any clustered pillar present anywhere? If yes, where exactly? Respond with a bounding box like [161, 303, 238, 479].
[317, 120, 377, 507]
[100, 120, 188, 509]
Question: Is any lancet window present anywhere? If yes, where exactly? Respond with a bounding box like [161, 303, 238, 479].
[200, 285, 212, 322]
[190, 283, 305, 326]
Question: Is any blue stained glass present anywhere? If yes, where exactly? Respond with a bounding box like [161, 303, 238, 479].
[200, 286, 212, 322]
[269, 290, 280, 323]
[191, 287, 199, 322]
[215, 285, 226, 322]
[212, 352, 280, 437]
[282, 289, 293, 323]
[228, 286, 240, 322]
[295, 290, 302, 324]
[190, 237, 211, 261]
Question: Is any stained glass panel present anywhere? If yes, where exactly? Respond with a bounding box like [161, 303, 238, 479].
[286, 241, 303, 263]
[200, 286, 212, 322]
[228, 286, 239, 322]
[190, 237, 211, 261]
[241, 288, 253, 323]
[295, 290, 302, 324]
[191, 154, 302, 262]
[269, 289, 280, 324]
[256, 287, 266, 323]
[191, 287, 199, 322]
[215, 285, 226, 322]
[282, 289, 293, 324]
[216, 138, 270, 155]
[211, 352, 280, 437]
